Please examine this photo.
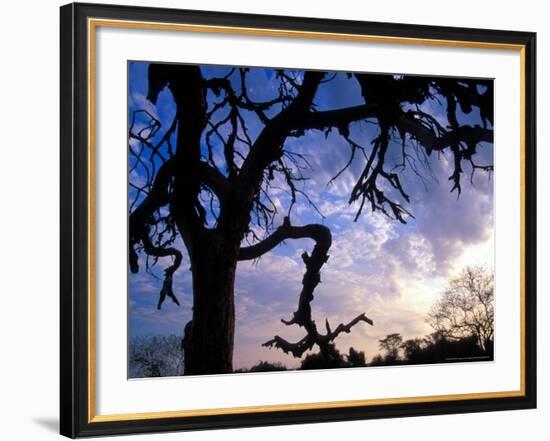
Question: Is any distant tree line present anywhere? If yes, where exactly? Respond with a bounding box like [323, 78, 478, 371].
[371, 266, 494, 367]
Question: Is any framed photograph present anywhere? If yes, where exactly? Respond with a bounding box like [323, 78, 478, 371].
[60, 2, 536, 438]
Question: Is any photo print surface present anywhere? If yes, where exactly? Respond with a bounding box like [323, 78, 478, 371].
[127, 62, 494, 378]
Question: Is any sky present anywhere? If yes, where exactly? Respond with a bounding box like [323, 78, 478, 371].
[128, 62, 494, 370]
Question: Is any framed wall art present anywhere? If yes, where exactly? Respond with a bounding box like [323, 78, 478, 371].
[60, 2, 537, 438]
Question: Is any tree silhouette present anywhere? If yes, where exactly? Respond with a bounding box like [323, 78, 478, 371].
[401, 337, 426, 363]
[300, 345, 367, 370]
[427, 266, 494, 351]
[401, 332, 491, 365]
[129, 335, 184, 377]
[129, 63, 493, 374]
[347, 347, 368, 367]
[378, 333, 403, 362]
[234, 360, 288, 373]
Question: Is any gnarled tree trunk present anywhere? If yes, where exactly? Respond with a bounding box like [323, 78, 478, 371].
[184, 246, 237, 375]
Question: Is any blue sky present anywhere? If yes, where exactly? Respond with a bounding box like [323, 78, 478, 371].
[128, 62, 494, 369]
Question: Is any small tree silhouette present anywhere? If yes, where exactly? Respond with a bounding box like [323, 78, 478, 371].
[129, 335, 184, 377]
[427, 266, 494, 352]
[300, 345, 367, 370]
[347, 347, 367, 367]
[379, 333, 403, 362]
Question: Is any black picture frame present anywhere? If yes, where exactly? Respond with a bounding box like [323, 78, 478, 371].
[60, 2, 537, 438]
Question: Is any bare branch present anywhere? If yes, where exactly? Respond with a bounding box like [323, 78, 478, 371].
[242, 217, 373, 357]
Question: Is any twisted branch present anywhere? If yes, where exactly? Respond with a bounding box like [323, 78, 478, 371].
[240, 217, 373, 358]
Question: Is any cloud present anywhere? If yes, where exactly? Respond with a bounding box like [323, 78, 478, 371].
[408, 156, 494, 274]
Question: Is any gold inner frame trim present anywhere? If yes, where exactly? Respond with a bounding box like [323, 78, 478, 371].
[87, 17, 527, 424]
